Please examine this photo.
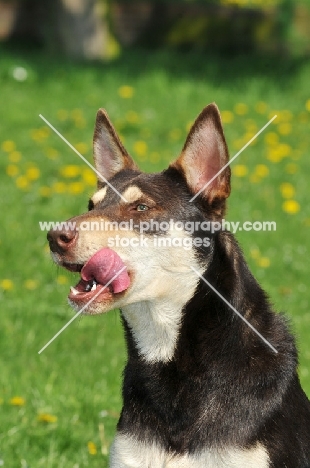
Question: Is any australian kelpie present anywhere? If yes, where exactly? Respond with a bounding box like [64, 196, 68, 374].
[47, 104, 310, 467]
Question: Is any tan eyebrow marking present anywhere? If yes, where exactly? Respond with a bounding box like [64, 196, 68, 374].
[91, 186, 108, 205]
[121, 186, 145, 203]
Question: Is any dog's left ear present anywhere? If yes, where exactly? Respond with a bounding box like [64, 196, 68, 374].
[171, 103, 230, 205]
[93, 109, 138, 186]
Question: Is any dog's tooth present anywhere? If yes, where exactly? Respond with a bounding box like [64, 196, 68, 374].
[91, 282, 97, 291]
[70, 286, 79, 296]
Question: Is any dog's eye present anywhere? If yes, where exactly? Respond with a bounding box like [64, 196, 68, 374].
[136, 204, 149, 212]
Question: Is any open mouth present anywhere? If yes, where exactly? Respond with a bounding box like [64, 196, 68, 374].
[65, 247, 130, 305]
[69, 276, 114, 303]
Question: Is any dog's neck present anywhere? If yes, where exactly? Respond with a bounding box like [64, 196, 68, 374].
[121, 299, 185, 363]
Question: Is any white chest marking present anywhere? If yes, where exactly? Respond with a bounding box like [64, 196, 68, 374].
[122, 300, 185, 363]
[110, 434, 270, 468]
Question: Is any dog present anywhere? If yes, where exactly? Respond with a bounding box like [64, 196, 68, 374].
[47, 103, 310, 467]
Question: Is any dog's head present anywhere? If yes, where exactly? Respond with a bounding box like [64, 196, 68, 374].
[47, 103, 230, 315]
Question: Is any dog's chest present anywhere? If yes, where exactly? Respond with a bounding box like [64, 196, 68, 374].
[110, 433, 270, 468]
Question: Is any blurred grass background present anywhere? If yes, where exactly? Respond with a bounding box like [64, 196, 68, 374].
[1, 0, 310, 466]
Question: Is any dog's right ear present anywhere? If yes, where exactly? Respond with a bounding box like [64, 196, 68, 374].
[93, 109, 138, 186]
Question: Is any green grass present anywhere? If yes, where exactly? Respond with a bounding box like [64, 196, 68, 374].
[1, 45, 310, 466]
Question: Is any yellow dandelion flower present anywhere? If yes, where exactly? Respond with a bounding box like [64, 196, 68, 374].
[1, 140, 16, 152]
[245, 119, 258, 132]
[6, 164, 19, 177]
[60, 165, 80, 178]
[244, 131, 257, 146]
[39, 186, 52, 197]
[255, 164, 269, 177]
[30, 130, 40, 142]
[52, 181, 67, 193]
[279, 285, 292, 296]
[57, 109, 69, 121]
[75, 142, 88, 155]
[68, 182, 84, 194]
[31, 128, 50, 142]
[292, 150, 302, 160]
[267, 148, 283, 163]
[306, 99, 310, 112]
[234, 103, 248, 115]
[126, 110, 139, 124]
[133, 140, 148, 157]
[41, 127, 50, 138]
[56, 275, 68, 285]
[71, 108, 83, 120]
[0, 279, 14, 290]
[10, 396, 25, 406]
[45, 147, 59, 160]
[9, 151, 22, 163]
[118, 85, 134, 99]
[221, 110, 234, 124]
[71, 109, 86, 128]
[278, 143, 291, 157]
[280, 183, 295, 199]
[37, 413, 58, 423]
[168, 129, 182, 141]
[264, 132, 279, 146]
[26, 166, 40, 181]
[24, 279, 39, 290]
[250, 174, 261, 183]
[255, 101, 268, 114]
[16, 176, 29, 189]
[278, 123, 292, 135]
[232, 164, 248, 177]
[285, 163, 298, 174]
[258, 257, 270, 268]
[268, 111, 278, 121]
[75, 117, 86, 129]
[250, 247, 260, 259]
[87, 441, 97, 455]
[82, 168, 97, 186]
[0, 398, 4, 405]
[278, 110, 293, 121]
[282, 200, 300, 214]
[232, 139, 244, 150]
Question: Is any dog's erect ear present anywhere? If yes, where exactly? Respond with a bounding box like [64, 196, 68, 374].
[93, 109, 138, 185]
[171, 103, 230, 204]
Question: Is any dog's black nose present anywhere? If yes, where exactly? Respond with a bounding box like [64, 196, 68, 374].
[47, 227, 77, 254]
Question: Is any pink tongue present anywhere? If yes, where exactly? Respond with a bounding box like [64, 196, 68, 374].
[81, 248, 130, 293]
